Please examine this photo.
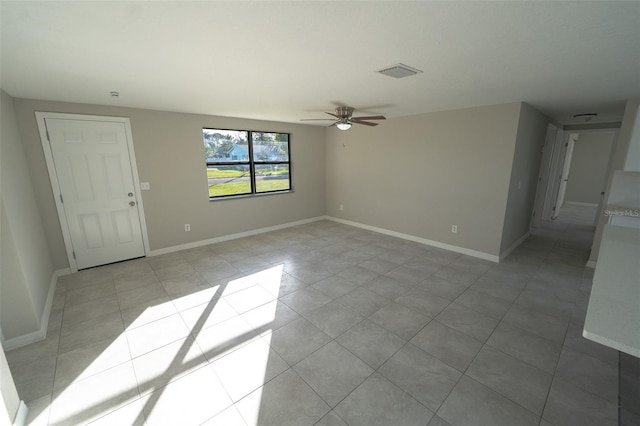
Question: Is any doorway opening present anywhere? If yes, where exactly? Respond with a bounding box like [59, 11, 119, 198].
[532, 127, 618, 230]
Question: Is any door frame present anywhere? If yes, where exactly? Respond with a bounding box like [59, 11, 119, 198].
[592, 130, 619, 226]
[36, 112, 150, 272]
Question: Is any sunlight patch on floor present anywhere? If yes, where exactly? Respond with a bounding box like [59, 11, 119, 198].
[45, 263, 285, 425]
[124, 300, 178, 330]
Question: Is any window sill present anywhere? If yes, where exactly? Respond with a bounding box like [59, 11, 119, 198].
[208, 189, 294, 202]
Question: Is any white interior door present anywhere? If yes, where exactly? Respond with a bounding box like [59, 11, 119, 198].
[532, 124, 559, 227]
[44, 117, 146, 270]
[553, 135, 577, 218]
[540, 128, 565, 222]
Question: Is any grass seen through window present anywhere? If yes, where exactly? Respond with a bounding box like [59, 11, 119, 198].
[204, 128, 291, 198]
[207, 167, 290, 197]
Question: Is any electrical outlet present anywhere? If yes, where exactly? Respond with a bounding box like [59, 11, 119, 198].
[451, 225, 458, 233]
[184, 224, 191, 232]
[340, 204, 344, 211]
[140, 182, 151, 190]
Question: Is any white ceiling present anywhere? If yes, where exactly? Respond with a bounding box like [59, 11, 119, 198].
[2, 1, 639, 126]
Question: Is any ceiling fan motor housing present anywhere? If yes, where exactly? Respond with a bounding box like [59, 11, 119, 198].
[336, 106, 354, 118]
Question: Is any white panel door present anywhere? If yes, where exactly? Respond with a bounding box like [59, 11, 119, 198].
[45, 118, 145, 269]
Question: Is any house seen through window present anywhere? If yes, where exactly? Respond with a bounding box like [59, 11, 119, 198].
[204, 128, 291, 198]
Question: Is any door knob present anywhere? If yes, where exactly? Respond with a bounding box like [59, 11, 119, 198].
[129, 201, 136, 206]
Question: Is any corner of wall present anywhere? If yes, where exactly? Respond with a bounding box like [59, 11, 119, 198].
[1, 90, 57, 347]
[499, 231, 531, 261]
[1, 268, 68, 351]
[499, 103, 550, 255]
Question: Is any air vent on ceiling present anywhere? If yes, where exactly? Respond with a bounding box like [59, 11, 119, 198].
[377, 63, 423, 79]
[573, 113, 598, 122]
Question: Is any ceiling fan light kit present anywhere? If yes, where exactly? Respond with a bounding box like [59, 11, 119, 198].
[301, 106, 386, 130]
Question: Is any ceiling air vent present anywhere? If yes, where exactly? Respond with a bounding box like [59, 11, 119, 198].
[377, 63, 423, 79]
[573, 113, 598, 122]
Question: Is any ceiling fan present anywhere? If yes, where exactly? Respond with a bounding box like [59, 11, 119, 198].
[301, 106, 385, 130]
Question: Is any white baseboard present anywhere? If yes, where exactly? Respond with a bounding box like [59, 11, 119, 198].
[325, 216, 499, 262]
[564, 201, 598, 207]
[2, 268, 70, 351]
[38, 268, 69, 337]
[499, 231, 531, 261]
[13, 401, 28, 426]
[149, 216, 325, 257]
[1, 328, 44, 351]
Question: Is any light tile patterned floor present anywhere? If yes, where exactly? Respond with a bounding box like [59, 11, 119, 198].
[7, 205, 619, 425]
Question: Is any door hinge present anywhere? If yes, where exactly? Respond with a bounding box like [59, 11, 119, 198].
[59, 193, 64, 203]
[72, 251, 76, 260]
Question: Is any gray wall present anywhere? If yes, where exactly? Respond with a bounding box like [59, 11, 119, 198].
[623, 103, 640, 171]
[325, 102, 523, 257]
[0, 91, 21, 426]
[500, 103, 550, 254]
[565, 132, 616, 205]
[13, 98, 327, 269]
[590, 98, 640, 264]
[1, 90, 55, 341]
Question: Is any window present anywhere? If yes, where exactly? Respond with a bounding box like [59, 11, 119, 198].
[203, 128, 291, 199]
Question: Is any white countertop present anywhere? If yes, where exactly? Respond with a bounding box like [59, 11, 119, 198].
[583, 225, 640, 358]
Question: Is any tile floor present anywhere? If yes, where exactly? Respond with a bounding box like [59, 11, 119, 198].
[6, 205, 620, 426]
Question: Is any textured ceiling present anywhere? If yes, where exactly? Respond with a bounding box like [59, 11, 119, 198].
[2, 1, 639, 125]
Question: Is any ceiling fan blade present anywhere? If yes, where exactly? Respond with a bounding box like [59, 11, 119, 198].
[352, 115, 386, 121]
[351, 120, 378, 126]
[300, 118, 337, 121]
[325, 112, 340, 118]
